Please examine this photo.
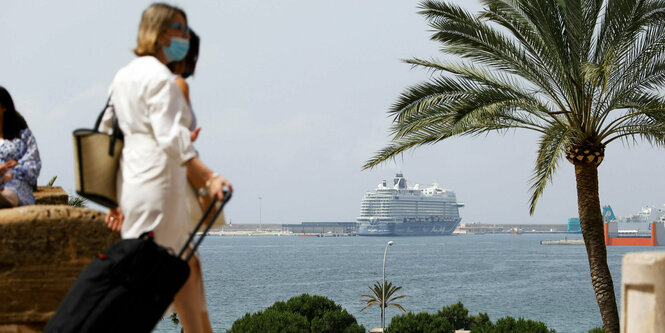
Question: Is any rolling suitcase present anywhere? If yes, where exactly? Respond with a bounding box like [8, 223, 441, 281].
[44, 192, 231, 333]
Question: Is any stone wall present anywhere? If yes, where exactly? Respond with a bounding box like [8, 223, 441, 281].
[0, 203, 119, 332]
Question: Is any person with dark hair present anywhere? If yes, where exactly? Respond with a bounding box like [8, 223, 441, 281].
[168, 28, 200, 81]
[0, 86, 41, 208]
[166, 29, 221, 329]
[168, 28, 201, 140]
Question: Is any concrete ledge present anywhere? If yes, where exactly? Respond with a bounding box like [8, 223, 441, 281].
[0, 205, 119, 329]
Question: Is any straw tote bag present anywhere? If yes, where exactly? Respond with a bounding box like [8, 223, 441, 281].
[72, 96, 123, 208]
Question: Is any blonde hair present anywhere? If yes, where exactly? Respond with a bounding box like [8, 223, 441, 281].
[134, 3, 187, 57]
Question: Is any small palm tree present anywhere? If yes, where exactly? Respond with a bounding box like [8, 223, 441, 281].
[68, 196, 87, 208]
[364, 1, 665, 331]
[361, 280, 408, 326]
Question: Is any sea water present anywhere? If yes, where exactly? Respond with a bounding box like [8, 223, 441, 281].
[153, 233, 655, 333]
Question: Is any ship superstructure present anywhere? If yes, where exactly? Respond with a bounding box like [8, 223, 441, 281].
[356, 173, 464, 236]
[602, 205, 665, 246]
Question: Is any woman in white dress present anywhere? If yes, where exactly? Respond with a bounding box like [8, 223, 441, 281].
[103, 4, 230, 332]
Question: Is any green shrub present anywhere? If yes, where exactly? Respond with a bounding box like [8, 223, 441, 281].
[588, 328, 604, 333]
[386, 312, 454, 333]
[386, 303, 556, 333]
[426, 316, 456, 333]
[469, 312, 492, 330]
[437, 301, 470, 329]
[491, 316, 555, 333]
[228, 294, 364, 333]
[310, 310, 365, 333]
[274, 294, 342, 322]
[227, 308, 309, 333]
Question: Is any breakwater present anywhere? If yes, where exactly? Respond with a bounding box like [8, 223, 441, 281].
[540, 239, 585, 245]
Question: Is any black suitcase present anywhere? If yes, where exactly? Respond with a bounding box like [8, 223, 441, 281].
[44, 192, 231, 333]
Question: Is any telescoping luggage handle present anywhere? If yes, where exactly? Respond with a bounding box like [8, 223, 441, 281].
[179, 190, 232, 262]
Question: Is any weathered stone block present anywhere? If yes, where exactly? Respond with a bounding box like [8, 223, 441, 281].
[0, 205, 119, 330]
[621, 251, 665, 333]
[32, 186, 68, 206]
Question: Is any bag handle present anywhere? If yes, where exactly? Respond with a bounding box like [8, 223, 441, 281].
[179, 190, 232, 261]
[94, 95, 113, 130]
[93, 94, 124, 156]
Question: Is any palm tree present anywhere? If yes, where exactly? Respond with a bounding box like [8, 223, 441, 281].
[360, 280, 408, 326]
[364, 0, 665, 331]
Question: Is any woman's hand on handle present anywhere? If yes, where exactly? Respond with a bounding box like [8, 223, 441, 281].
[184, 156, 232, 201]
[208, 175, 232, 201]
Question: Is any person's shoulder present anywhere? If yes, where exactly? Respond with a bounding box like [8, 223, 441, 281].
[19, 127, 34, 141]
[135, 56, 170, 73]
[174, 76, 189, 93]
[174, 76, 190, 104]
[116, 56, 172, 82]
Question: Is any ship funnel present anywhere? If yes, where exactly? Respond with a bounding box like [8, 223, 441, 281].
[602, 205, 616, 222]
[393, 173, 407, 189]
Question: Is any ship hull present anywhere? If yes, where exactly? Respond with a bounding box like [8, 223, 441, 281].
[356, 220, 460, 236]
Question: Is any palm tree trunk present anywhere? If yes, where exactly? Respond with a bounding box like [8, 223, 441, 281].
[574, 162, 619, 333]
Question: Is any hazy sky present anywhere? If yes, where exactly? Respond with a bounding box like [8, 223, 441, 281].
[3, 0, 665, 224]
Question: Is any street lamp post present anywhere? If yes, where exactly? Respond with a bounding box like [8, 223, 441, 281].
[382, 240, 394, 332]
[258, 196, 262, 231]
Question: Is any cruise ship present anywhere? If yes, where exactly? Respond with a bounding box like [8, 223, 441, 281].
[356, 173, 464, 236]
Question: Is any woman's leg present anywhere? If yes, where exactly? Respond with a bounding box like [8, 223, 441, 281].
[194, 255, 212, 331]
[1, 189, 19, 207]
[173, 255, 212, 333]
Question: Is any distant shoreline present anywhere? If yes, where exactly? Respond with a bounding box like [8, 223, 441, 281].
[206, 222, 571, 236]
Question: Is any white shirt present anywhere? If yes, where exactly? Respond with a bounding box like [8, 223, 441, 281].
[101, 56, 197, 251]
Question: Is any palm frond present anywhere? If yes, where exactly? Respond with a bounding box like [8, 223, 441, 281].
[594, 0, 645, 63]
[599, 25, 665, 126]
[418, 0, 571, 108]
[529, 122, 569, 214]
[477, 0, 571, 104]
[602, 94, 665, 147]
[68, 195, 88, 208]
[365, 99, 551, 170]
[601, 92, 665, 141]
[403, 58, 542, 100]
[364, 131, 443, 170]
[366, 73, 557, 170]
